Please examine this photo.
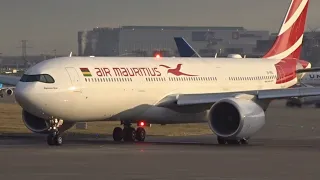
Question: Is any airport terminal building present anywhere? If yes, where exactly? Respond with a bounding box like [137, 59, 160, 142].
[78, 26, 270, 57]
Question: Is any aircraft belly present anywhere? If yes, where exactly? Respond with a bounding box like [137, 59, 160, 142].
[73, 86, 163, 122]
[136, 106, 208, 124]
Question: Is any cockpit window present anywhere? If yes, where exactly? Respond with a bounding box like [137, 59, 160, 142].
[20, 74, 55, 83]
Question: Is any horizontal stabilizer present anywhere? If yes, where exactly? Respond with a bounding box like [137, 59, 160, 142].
[296, 67, 320, 73]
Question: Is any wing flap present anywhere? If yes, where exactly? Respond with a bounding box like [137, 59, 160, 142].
[177, 93, 233, 106]
[257, 87, 320, 99]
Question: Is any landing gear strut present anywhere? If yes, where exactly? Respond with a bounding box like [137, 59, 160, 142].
[47, 119, 63, 146]
[112, 123, 146, 142]
[217, 136, 248, 145]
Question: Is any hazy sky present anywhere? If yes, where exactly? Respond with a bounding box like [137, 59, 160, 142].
[0, 0, 319, 56]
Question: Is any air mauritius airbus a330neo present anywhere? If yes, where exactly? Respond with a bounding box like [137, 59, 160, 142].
[0, 0, 319, 146]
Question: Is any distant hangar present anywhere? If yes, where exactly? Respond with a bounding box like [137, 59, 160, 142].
[78, 26, 270, 57]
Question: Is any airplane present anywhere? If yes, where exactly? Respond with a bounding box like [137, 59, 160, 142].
[174, 37, 244, 58]
[285, 71, 320, 107]
[174, 33, 320, 108]
[0, 85, 14, 98]
[0, 51, 75, 98]
[0, 76, 17, 98]
[0, 0, 319, 147]
[173, 37, 311, 71]
[174, 37, 201, 58]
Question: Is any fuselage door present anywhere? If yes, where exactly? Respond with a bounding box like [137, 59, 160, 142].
[65, 67, 82, 92]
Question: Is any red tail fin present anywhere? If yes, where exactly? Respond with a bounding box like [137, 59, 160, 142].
[263, 0, 309, 60]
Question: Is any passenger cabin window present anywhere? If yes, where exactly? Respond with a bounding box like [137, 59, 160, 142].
[20, 74, 55, 83]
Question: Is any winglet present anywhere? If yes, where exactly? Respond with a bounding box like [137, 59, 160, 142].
[174, 37, 201, 57]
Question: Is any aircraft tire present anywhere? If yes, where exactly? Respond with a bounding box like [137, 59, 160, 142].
[112, 127, 123, 141]
[123, 127, 136, 142]
[240, 138, 249, 145]
[47, 133, 63, 146]
[227, 139, 241, 145]
[217, 136, 227, 145]
[135, 127, 146, 142]
[47, 134, 55, 146]
[54, 135, 63, 146]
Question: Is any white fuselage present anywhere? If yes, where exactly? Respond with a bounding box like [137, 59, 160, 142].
[14, 57, 297, 123]
[300, 72, 320, 86]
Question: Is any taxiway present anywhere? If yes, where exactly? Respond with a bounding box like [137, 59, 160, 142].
[0, 100, 319, 180]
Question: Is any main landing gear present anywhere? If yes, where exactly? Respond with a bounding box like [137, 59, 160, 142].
[217, 136, 249, 145]
[112, 123, 146, 142]
[47, 119, 63, 146]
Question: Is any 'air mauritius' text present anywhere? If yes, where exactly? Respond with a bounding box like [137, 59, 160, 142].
[94, 67, 161, 77]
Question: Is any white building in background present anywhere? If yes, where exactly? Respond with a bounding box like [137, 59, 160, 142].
[78, 26, 269, 57]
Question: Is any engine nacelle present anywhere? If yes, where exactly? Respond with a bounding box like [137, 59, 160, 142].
[208, 98, 265, 139]
[5, 88, 13, 96]
[22, 110, 75, 134]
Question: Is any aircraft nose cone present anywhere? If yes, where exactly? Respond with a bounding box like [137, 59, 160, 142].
[15, 82, 35, 108]
[15, 82, 51, 120]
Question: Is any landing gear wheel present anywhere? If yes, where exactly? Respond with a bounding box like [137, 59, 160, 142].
[47, 134, 55, 146]
[47, 133, 63, 146]
[217, 136, 227, 145]
[113, 127, 123, 141]
[227, 139, 241, 145]
[135, 127, 146, 142]
[240, 138, 249, 145]
[54, 135, 63, 146]
[123, 127, 136, 142]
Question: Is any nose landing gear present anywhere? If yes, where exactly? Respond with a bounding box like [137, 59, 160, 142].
[47, 119, 63, 146]
[112, 123, 146, 142]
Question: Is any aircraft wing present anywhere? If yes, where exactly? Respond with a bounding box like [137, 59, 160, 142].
[156, 87, 320, 107]
[296, 67, 320, 73]
[0, 75, 20, 86]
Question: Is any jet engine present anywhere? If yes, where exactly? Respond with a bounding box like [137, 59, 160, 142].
[22, 110, 75, 134]
[5, 88, 13, 96]
[207, 98, 265, 139]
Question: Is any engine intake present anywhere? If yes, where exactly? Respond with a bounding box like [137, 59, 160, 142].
[6, 89, 13, 96]
[22, 110, 75, 134]
[22, 110, 50, 133]
[208, 98, 265, 139]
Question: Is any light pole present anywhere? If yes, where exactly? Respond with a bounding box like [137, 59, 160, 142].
[0, 53, 2, 72]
